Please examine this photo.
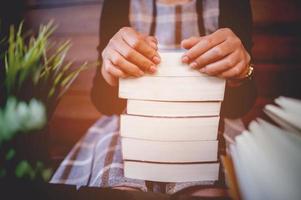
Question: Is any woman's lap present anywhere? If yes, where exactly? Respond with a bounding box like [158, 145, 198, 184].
[50, 116, 214, 194]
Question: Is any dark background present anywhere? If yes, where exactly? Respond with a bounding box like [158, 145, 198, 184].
[1, 0, 301, 166]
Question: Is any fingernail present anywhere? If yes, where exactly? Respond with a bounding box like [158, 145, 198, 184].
[190, 62, 198, 69]
[153, 56, 161, 64]
[149, 65, 157, 73]
[182, 55, 189, 63]
[200, 68, 206, 73]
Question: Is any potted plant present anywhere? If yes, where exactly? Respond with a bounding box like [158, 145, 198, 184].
[0, 21, 87, 184]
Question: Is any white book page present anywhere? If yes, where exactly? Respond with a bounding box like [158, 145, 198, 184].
[248, 120, 301, 199]
[264, 104, 301, 131]
[275, 96, 301, 115]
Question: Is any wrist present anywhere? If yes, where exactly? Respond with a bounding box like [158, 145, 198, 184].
[227, 63, 254, 87]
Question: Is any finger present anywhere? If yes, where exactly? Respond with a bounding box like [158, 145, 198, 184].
[181, 37, 201, 63]
[147, 36, 158, 44]
[121, 29, 160, 64]
[219, 61, 246, 79]
[149, 42, 158, 50]
[101, 62, 118, 86]
[141, 34, 158, 48]
[110, 37, 157, 73]
[181, 36, 201, 49]
[200, 51, 240, 76]
[107, 48, 144, 77]
[103, 59, 127, 78]
[183, 30, 227, 63]
[190, 40, 235, 69]
[145, 37, 158, 50]
[145, 36, 160, 62]
[140, 33, 155, 41]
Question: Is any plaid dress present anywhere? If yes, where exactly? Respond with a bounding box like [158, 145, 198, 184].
[50, 0, 222, 194]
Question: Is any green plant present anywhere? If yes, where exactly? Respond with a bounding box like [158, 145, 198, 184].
[0, 97, 51, 181]
[4, 21, 87, 116]
[0, 21, 88, 181]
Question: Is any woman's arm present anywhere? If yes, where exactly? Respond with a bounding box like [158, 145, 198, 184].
[219, 0, 257, 118]
[181, 0, 256, 118]
[91, 0, 129, 115]
[91, 0, 159, 115]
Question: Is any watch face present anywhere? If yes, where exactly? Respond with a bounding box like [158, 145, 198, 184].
[246, 64, 254, 79]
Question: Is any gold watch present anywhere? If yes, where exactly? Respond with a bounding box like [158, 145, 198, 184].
[227, 63, 254, 87]
[244, 63, 254, 80]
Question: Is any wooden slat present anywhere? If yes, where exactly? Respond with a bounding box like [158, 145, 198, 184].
[252, 0, 301, 36]
[50, 35, 99, 62]
[26, 0, 101, 8]
[24, 4, 101, 35]
[67, 66, 97, 94]
[251, 0, 301, 25]
[252, 34, 301, 63]
[49, 116, 97, 148]
[51, 92, 100, 119]
[49, 92, 101, 145]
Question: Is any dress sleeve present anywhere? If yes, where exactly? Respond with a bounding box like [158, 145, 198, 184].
[90, 0, 129, 115]
[219, 0, 257, 118]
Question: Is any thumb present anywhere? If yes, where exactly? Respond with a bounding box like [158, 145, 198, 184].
[181, 36, 200, 49]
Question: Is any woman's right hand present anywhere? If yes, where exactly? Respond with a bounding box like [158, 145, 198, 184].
[101, 27, 160, 86]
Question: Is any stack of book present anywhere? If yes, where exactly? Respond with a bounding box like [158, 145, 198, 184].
[222, 97, 301, 200]
[119, 51, 226, 182]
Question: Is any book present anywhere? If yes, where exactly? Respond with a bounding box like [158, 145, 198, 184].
[264, 96, 301, 134]
[120, 114, 220, 141]
[121, 138, 218, 163]
[124, 160, 220, 182]
[275, 96, 301, 115]
[150, 51, 209, 77]
[119, 50, 224, 182]
[126, 99, 222, 117]
[119, 76, 225, 101]
[119, 50, 225, 101]
[227, 97, 301, 200]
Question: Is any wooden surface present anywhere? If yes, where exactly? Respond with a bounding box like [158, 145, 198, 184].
[24, 0, 301, 161]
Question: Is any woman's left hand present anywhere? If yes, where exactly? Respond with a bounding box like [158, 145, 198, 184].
[181, 28, 250, 80]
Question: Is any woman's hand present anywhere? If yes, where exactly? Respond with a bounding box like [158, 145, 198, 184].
[181, 28, 251, 81]
[101, 27, 160, 86]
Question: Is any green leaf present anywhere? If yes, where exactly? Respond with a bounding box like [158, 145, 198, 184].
[5, 148, 16, 160]
[3, 20, 88, 116]
[41, 168, 53, 181]
[15, 160, 34, 179]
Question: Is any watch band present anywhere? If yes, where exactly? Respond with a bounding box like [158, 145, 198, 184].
[244, 63, 254, 80]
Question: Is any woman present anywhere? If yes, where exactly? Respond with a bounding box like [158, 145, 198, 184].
[51, 0, 256, 196]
